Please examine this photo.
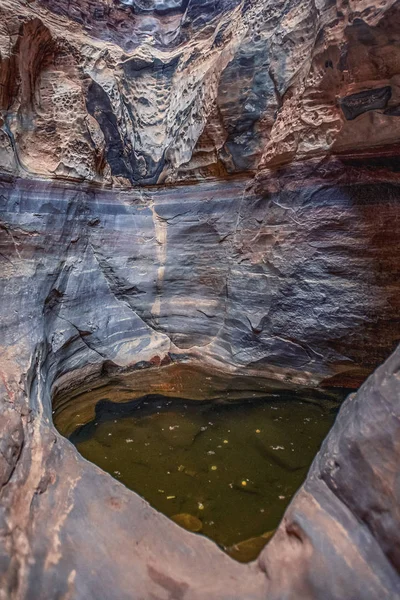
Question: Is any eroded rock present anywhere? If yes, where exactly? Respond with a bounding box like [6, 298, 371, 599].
[1, 0, 400, 597]
[340, 86, 392, 121]
[0, 157, 400, 597]
[0, 0, 400, 183]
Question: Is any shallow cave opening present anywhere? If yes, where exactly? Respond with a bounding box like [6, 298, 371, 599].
[52, 373, 349, 563]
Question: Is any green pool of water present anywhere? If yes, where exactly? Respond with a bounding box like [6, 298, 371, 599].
[69, 391, 346, 559]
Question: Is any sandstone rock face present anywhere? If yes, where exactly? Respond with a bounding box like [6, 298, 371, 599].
[1, 157, 400, 598]
[1, 232, 400, 598]
[1, 0, 400, 184]
[1, 0, 400, 598]
[259, 345, 400, 600]
[2, 158, 400, 405]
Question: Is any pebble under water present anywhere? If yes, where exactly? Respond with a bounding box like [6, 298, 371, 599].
[69, 392, 346, 561]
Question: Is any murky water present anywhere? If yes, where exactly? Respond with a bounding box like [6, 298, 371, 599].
[68, 391, 347, 561]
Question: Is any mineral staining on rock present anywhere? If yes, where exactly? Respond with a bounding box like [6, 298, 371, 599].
[340, 87, 392, 121]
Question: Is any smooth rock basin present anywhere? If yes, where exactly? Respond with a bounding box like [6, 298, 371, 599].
[1, 168, 400, 596]
[54, 388, 348, 562]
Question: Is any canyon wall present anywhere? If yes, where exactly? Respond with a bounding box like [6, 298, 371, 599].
[1, 157, 400, 599]
[0, 0, 400, 184]
[1, 0, 400, 598]
[1, 159, 400, 409]
[1, 186, 400, 598]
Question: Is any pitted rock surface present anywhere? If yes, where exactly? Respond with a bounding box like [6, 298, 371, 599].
[0, 0, 400, 183]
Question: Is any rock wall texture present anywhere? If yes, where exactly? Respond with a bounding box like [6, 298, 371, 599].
[1, 157, 400, 598]
[0, 0, 400, 184]
[1, 243, 400, 598]
[2, 158, 400, 410]
[1, 0, 400, 598]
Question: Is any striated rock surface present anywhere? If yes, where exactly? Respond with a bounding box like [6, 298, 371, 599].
[1, 235, 400, 597]
[2, 157, 400, 406]
[259, 344, 400, 599]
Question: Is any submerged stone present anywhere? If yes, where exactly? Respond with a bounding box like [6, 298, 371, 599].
[171, 513, 203, 533]
[226, 530, 276, 563]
